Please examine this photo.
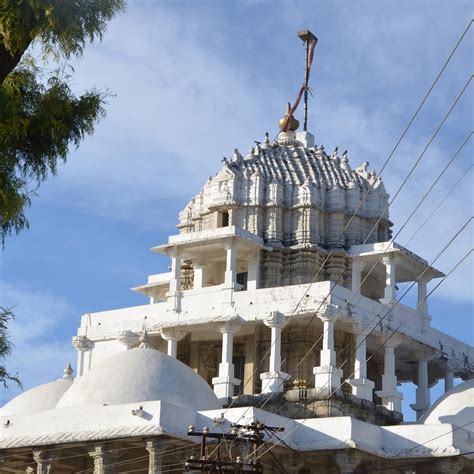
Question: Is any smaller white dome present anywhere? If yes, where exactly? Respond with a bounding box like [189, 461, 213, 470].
[56, 348, 221, 411]
[420, 379, 474, 431]
[0, 379, 73, 416]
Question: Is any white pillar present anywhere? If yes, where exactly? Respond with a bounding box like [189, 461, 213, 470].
[351, 260, 364, 295]
[212, 321, 241, 398]
[146, 439, 166, 474]
[193, 264, 203, 289]
[32, 450, 55, 474]
[161, 329, 186, 358]
[88, 445, 115, 474]
[410, 353, 431, 420]
[334, 451, 361, 474]
[313, 305, 343, 395]
[444, 370, 454, 393]
[348, 324, 375, 401]
[167, 250, 182, 312]
[380, 256, 397, 305]
[417, 276, 431, 331]
[260, 311, 290, 393]
[375, 336, 403, 412]
[72, 335, 93, 377]
[223, 241, 237, 288]
[247, 250, 260, 291]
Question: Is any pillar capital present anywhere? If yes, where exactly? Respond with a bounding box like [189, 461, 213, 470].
[378, 332, 403, 349]
[417, 273, 432, 283]
[161, 328, 186, 342]
[350, 321, 372, 337]
[146, 438, 166, 474]
[334, 450, 362, 473]
[72, 335, 94, 352]
[221, 239, 235, 251]
[412, 348, 434, 362]
[263, 311, 287, 329]
[437, 458, 463, 473]
[351, 259, 365, 270]
[168, 248, 182, 258]
[318, 303, 340, 322]
[381, 254, 399, 266]
[217, 320, 242, 335]
[32, 449, 56, 474]
[117, 330, 140, 349]
[88, 444, 117, 473]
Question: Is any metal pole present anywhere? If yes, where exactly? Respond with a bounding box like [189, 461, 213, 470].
[303, 37, 309, 132]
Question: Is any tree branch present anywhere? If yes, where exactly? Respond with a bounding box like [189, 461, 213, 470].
[0, 42, 30, 84]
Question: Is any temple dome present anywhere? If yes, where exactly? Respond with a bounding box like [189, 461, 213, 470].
[56, 348, 221, 410]
[419, 379, 474, 431]
[0, 379, 73, 416]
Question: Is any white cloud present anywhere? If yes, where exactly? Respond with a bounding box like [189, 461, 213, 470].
[19, 3, 472, 318]
[0, 282, 76, 404]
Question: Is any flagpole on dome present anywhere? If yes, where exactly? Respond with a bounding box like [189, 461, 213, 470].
[298, 29, 318, 132]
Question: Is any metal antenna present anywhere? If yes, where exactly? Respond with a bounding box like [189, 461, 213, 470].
[297, 30, 318, 132]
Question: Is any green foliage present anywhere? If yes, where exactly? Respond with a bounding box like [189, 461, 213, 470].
[0, 0, 125, 59]
[0, 0, 125, 244]
[0, 62, 107, 242]
[0, 1, 126, 386]
[0, 307, 21, 388]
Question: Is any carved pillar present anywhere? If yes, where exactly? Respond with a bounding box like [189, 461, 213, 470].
[193, 263, 204, 289]
[348, 324, 374, 401]
[72, 335, 94, 376]
[375, 336, 403, 412]
[334, 451, 361, 473]
[117, 330, 139, 350]
[437, 458, 463, 473]
[32, 450, 56, 474]
[212, 321, 241, 398]
[260, 311, 290, 393]
[167, 250, 182, 312]
[444, 370, 454, 393]
[161, 329, 186, 358]
[351, 260, 364, 295]
[88, 445, 116, 474]
[380, 256, 397, 305]
[146, 439, 166, 474]
[410, 352, 432, 420]
[417, 276, 431, 331]
[223, 240, 237, 289]
[313, 305, 343, 394]
[247, 250, 261, 291]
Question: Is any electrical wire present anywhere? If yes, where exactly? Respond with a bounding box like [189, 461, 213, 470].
[252, 245, 473, 462]
[4, 18, 472, 474]
[217, 20, 473, 418]
[225, 81, 472, 429]
[253, 131, 472, 416]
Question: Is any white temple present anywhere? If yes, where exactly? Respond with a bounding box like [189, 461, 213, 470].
[0, 83, 473, 473]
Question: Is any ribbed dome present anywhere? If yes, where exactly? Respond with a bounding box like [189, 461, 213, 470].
[419, 379, 474, 431]
[56, 348, 221, 410]
[0, 379, 73, 416]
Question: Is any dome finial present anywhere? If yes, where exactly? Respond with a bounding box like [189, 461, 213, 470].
[279, 102, 299, 132]
[139, 328, 151, 349]
[62, 362, 73, 380]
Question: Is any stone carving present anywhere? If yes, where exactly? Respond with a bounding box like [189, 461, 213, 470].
[72, 335, 94, 352]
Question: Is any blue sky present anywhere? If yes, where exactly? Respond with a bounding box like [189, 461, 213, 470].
[1, 0, 473, 421]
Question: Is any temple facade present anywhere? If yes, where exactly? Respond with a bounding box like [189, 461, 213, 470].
[0, 109, 472, 473]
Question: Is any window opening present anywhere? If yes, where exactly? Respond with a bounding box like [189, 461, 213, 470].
[233, 355, 245, 396]
[236, 272, 248, 291]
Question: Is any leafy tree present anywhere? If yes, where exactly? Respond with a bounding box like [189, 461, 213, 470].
[0, 0, 126, 244]
[0, 0, 125, 387]
[0, 307, 20, 388]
